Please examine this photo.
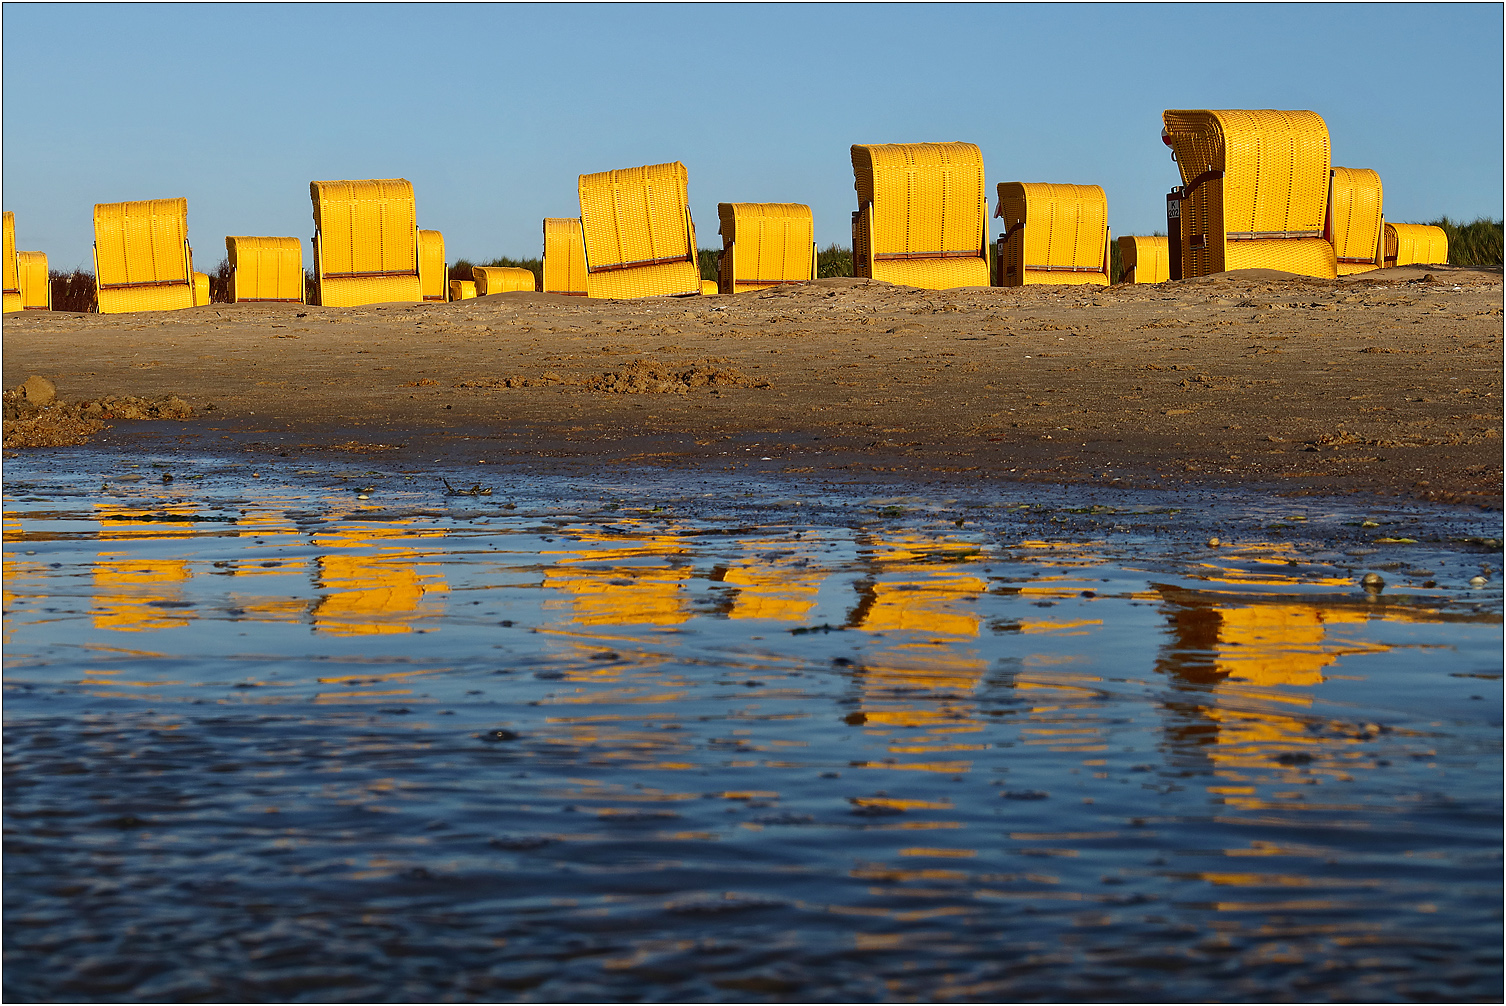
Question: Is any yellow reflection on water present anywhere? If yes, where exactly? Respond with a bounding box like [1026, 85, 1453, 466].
[310, 523, 448, 636]
[852, 535, 988, 637]
[92, 556, 194, 632]
[543, 526, 693, 627]
[719, 539, 826, 622]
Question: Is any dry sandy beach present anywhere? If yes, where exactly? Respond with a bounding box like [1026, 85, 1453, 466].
[4, 267, 1501, 507]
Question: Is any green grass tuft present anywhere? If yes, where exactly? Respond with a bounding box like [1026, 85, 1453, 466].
[1422, 217, 1503, 268]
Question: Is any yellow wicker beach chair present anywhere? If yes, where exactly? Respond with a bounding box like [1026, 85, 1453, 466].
[92, 198, 210, 313]
[1161, 110, 1337, 280]
[1117, 236, 1170, 284]
[449, 279, 477, 301]
[418, 229, 447, 302]
[849, 142, 990, 289]
[578, 161, 702, 299]
[1383, 222, 1448, 267]
[17, 251, 50, 310]
[472, 265, 536, 295]
[716, 202, 816, 294]
[995, 183, 1110, 286]
[701, 279, 718, 296]
[225, 236, 304, 304]
[2, 212, 19, 313]
[1326, 167, 1384, 275]
[542, 217, 588, 295]
[309, 178, 427, 307]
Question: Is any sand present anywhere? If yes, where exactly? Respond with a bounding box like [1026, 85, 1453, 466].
[3, 267, 1501, 507]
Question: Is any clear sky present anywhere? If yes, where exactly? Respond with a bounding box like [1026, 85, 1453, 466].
[3, 2, 1501, 271]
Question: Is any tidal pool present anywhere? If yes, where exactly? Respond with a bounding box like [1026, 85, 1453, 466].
[4, 449, 1502, 1002]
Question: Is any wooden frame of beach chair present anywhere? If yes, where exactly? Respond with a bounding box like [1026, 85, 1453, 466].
[1162, 110, 1337, 281]
[418, 230, 447, 302]
[542, 217, 588, 295]
[716, 202, 816, 294]
[1382, 222, 1448, 268]
[850, 142, 990, 290]
[309, 178, 426, 307]
[17, 251, 50, 310]
[994, 183, 1110, 287]
[225, 236, 304, 304]
[1118, 236, 1169, 284]
[1325, 167, 1384, 275]
[578, 161, 702, 299]
[92, 198, 210, 313]
[2, 212, 20, 313]
[472, 265, 536, 295]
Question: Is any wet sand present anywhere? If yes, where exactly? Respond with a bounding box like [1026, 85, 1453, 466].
[3, 267, 1501, 507]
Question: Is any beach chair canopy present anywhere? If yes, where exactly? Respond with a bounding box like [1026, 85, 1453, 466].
[18, 250, 50, 310]
[577, 161, 701, 298]
[1327, 167, 1384, 275]
[472, 265, 536, 295]
[449, 279, 477, 301]
[995, 182, 1110, 286]
[1162, 109, 1336, 279]
[92, 197, 210, 313]
[849, 142, 990, 289]
[309, 178, 425, 307]
[717, 202, 815, 294]
[1383, 222, 1448, 267]
[542, 217, 588, 295]
[225, 236, 304, 304]
[1118, 235, 1170, 284]
[2, 212, 20, 313]
[418, 229, 446, 301]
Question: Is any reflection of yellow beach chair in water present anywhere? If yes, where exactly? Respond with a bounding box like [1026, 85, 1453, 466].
[2, 212, 20, 313]
[1162, 110, 1336, 280]
[716, 202, 816, 294]
[543, 528, 693, 626]
[309, 178, 443, 307]
[995, 182, 1110, 286]
[18, 251, 50, 310]
[92, 198, 211, 313]
[418, 229, 447, 301]
[93, 558, 195, 632]
[1383, 222, 1448, 267]
[578, 161, 702, 299]
[1117, 235, 1169, 284]
[1325, 167, 1383, 275]
[225, 236, 304, 303]
[472, 265, 536, 295]
[542, 217, 588, 295]
[850, 142, 990, 289]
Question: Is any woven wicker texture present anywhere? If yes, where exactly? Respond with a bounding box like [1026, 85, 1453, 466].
[1327, 167, 1383, 275]
[584, 260, 701, 299]
[1384, 223, 1448, 267]
[543, 217, 588, 295]
[418, 229, 447, 301]
[717, 202, 815, 293]
[996, 182, 1110, 287]
[226, 236, 304, 303]
[701, 280, 718, 296]
[1118, 236, 1169, 284]
[310, 178, 422, 307]
[1162, 110, 1333, 278]
[194, 272, 210, 307]
[1223, 237, 1337, 276]
[849, 142, 988, 289]
[2, 212, 19, 313]
[473, 266, 536, 295]
[93, 198, 197, 314]
[18, 250, 49, 310]
[449, 280, 477, 301]
[578, 161, 696, 281]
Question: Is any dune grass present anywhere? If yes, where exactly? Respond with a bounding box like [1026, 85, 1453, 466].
[1423, 217, 1503, 268]
[450, 257, 544, 289]
[47, 270, 97, 312]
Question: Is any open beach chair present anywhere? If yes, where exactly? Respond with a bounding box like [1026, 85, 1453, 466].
[578, 161, 702, 299]
[2, 212, 20, 313]
[1325, 167, 1384, 275]
[1383, 222, 1448, 267]
[716, 202, 816, 294]
[225, 236, 304, 303]
[849, 142, 990, 289]
[418, 230, 447, 302]
[17, 251, 50, 310]
[1117, 236, 1169, 284]
[472, 265, 536, 295]
[1161, 110, 1336, 280]
[994, 183, 1110, 286]
[309, 178, 435, 307]
[542, 217, 588, 295]
[449, 279, 477, 301]
[92, 198, 210, 314]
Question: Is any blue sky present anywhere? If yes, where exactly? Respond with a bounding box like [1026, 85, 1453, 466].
[3, 3, 1501, 271]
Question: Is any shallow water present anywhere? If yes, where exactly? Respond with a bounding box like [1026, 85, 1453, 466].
[4, 449, 1502, 1002]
